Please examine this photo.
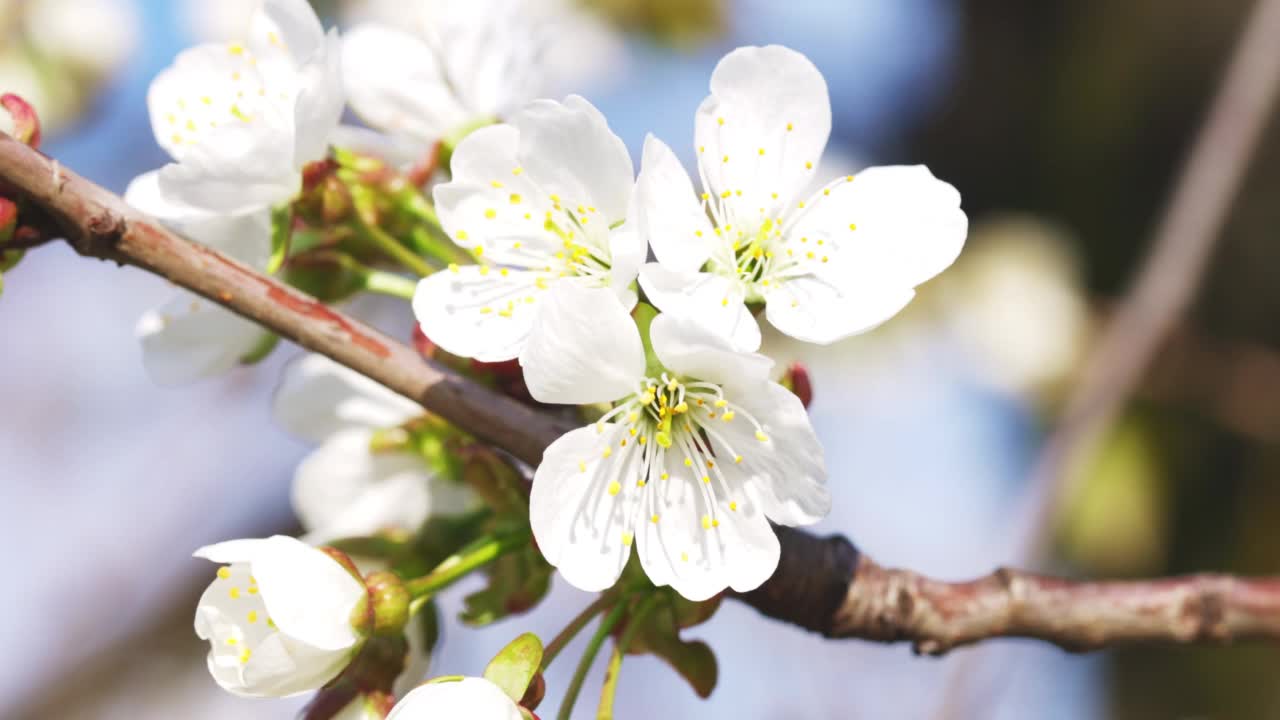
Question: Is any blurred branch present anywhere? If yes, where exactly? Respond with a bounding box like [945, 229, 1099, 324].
[3, 132, 1280, 653]
[1009, 0, 1280, 563]
[741, 528, 1280, 654]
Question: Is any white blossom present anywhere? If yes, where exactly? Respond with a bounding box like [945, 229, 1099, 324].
[413, 96, 641, 362]
[125, 0, 344, 384]
[193, 535, 367, 697]
[520, 284, 829, 601]
[386, 677, 522, 720]
[273, 354, 474, 542]
[633, 45, 968, 350]
[342, 0, 620, 153]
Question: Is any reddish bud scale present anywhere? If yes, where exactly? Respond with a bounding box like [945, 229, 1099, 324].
[784, 362, 814, 408]
[1, 94, 41, 148]
[0, 198, 17, 239]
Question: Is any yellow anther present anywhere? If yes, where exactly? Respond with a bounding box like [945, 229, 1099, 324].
[755, 431, 769, 442]
[247, 586, 259, 595]
[637, 478, 647, 487]
[457, 230, 469, 241]
[484, 208, 497, 219]
[702, 475, 711, 484]
[701, 515, 712, 529]
[805, 161, 813, 170]
[734, 455, 743, 464]
[714, 399, 728, 408]
[846, 175, 854, 182]
[651, 514, 660, 524]
[660, 472, 670, 481]
[822, 256, 829, 263]
[608, 481, 621, 496]
[629, 427, 637, 437]
[720, 190, 731, 199]
[479, 306, 493, 314]
[721, 297, 729, 307]
[510, 193, 522, 204]
[706, 459, 715, 469]
[717, 117, 725, 126]
[226, 637, 237, 645]
[621, 531, 633, 546]
[535, 277, 549, 290]
[681, 552, 689, 562]
[229, 587, 241, 600]
[240, 648, 252, 664]
[448, 263, 459, 273]
[674, 402, 689, 413]
[620, 438, 628, 447]
[713, 519, 720, 527]
[480, 265, 492, 276]
[217, 567, 231, 580]
[247, 611, 258, 623]
[512, 166, 523, 175]
[602, 447, 612, 458]
[758, 148, 766, 156]
[786, 122, 794, 131]
[639, 435, 647, 445]
[228, 43, 244, 55]
[201, 96, 211, 105]
[730, 501, 739, 511]
[500, 268, 510, 277]
[684, 457, 693, 467]
[722, 411, 736, 422]
[490, 180, 503, 188]
[823, 189, 831, 196]
[849, 223, 857, 231]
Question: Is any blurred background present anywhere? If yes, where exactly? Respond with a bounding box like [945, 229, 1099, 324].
[2, 0, 1279, 717]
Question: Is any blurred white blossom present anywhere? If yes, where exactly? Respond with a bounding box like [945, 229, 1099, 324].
[386, 677, 521, 720]
[342, 0, 622, 153]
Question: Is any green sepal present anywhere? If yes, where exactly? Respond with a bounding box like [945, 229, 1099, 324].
[267, 204, 294, 274]
[633, 302, 664, 377]
[239, 332, 280, 365]
[482, 633, 544, 703]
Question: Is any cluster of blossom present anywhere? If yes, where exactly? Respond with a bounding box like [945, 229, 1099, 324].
[124, 0, 966, 715]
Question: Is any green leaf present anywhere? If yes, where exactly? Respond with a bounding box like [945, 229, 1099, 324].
[633, 302, 664, 377]
[626, 594, 719, 698]
[267, 204, 294, 274]
[482, 632, 544, 703]
[418, 598, 441, 658]
[461, 544, 553, 626]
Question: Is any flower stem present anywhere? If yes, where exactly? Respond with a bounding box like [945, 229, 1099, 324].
[362, 268, 418, 299]
[595, 592, 662, 720]
[353, 217, 437, 278]
[557, 600, 629, 720]
[541, 596, 612, 671]
[404, 527, 529, 605]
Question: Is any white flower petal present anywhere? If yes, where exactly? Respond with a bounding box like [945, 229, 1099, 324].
[146, 43, 270, 163]
[763, 275, 915, 345]
[715, 382, 829, 526]
[510, 95, 633, 224]
[412, 266, 542, 362]
[387, 677, 522, 720]
[273, 354, 421, 443]
[792, 164, 967, 291]
[157, 121, 300, 213]
[695, 45, 830, 217]
[519, 283, 645, 406]
[635, 449, 778, 601]
[252, 0, 326, 66]
[638, 264, 761, 352]
[241, 631, 353, 697]
[292, 429, 436, 541]
[342, 24, 469, 146]
[607, 225, 644, 307]
[633, 134, 713, 273]
[136, 292, 266, 386]
[127, 172, 273, 263]
[649, 312, 772, 388]
[433, 123, 565, 265]
[531, 424, 638, 593]
[244, 535, 366, 651]
[290, 29, 345, 165]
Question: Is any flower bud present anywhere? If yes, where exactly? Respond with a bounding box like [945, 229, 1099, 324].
[781, 362, 813, 408]
[1, 94, 41, 148]
[364, 571, 411, 637]
[387, 677, 523, 720]
[193, 536, 368, 697]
